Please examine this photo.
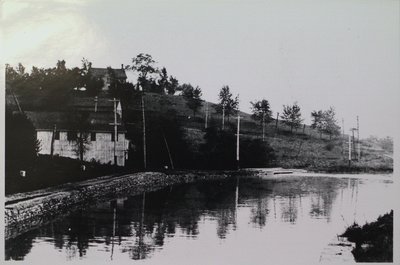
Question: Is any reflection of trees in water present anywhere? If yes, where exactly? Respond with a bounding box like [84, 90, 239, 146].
[280, 195, 298, 223]
[309, 178, 345, 221]
[6, 176, 347, 261]
[216, 208, 236, 238]
[5, 230, 37, 260]
[250, 197, 269, 228]
[240, 176, 344, 224]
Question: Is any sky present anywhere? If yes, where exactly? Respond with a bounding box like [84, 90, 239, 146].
[1, 0, 399, 138]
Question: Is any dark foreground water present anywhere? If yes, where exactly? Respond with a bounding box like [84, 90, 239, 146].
[5, 174, 394, 264]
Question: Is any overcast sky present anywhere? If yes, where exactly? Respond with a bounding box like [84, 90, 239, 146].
[1, 0, 399, 138]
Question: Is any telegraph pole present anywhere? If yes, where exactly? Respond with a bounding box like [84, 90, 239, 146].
[341, 118, 345, 157]
[348, 132, 352, 166]
[94, 96, 98, 112]
[222, 103, 225, 130]
[351, 128, 357, 160]
[50, 124, 57, 157]
[109, 98, 120, 165]
[236, 114, 241, 170]
[163, 133, 174, 170]
[205, 102, 209, 129]
[275, 112, 279, 132]
[140, 87, 147, 169]
[262, 112, 265, 142]
[357, 116, 360, 160]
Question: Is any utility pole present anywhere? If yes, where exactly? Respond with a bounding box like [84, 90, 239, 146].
[205, 102, 209, 129]
[342, 118, 345, 156]
[163, 133, 174, 170]
[109, 98, 120, 166]
[94, 96, 98, 112]
[351, 128, 357, 160]
[348, 132, 352, 166]
[140, 87, 147, 169]
[349, 128, 357, 164]
[357, 116, 360, 160]
[275, 112, 279, 132]
[222, 103, 225, 130]
[236, 114, 241, 170]
[11, 88, 23, 114]
[50, 124, 56, 157]
[262, 112, 265, 142]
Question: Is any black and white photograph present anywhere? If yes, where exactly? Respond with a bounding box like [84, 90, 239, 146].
[1, 0, 399, 264]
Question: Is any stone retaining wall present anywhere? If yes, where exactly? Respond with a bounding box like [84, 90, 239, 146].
[5, 171, 234, 240]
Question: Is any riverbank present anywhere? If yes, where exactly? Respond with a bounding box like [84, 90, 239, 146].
[341, 210, 393, 262]
[5, 170, 238, 240]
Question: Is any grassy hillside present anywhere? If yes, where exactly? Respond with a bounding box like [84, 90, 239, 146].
[8, 89, 393, 172]
[127, 92, 393, 172]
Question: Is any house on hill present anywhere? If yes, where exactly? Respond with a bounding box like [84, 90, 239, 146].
[25, 96, 129, 166]
[90, 66, 127, 91]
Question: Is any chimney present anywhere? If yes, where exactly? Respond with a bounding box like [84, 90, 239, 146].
[121, 64, 124, 69]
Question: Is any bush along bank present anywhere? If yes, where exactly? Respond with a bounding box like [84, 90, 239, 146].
[341, 210, 393, 262]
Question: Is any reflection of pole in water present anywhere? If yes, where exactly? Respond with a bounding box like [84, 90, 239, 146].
[234, 176, 239, 230]
[298, 194, 303, 218]
[353, 179, 359, 222]
[273, 196, 277, 220]
[111, 207, 116, 260]
[139, 192, 146, 259]
[340, 185, 344, 209]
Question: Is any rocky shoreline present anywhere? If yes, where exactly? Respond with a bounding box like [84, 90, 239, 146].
[5, 170, 237, 240]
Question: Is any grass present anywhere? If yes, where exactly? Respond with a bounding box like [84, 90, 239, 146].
[129, 93, 393, 173]
[341, 210, 393, 262]
[5, 155, 127, 195]
[6, 92, 392, 195]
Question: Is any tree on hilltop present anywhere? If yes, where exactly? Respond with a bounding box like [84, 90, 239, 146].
[311, 107, 340, 139]
[181, 83, 203, 118]
[251, 99, 273, 140]
[280, 102, 303, 133]
[217, 85, 239, 126]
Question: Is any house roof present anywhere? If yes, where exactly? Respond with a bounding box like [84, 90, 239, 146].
[90, 67, 127, 80]
[70, 96, 114, 112]
[25, 110, 126, 132]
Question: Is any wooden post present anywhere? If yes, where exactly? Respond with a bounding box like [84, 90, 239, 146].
[342, 118, 345, 157]
[236, 114, 240, 170]
[275, 112, 279, 132]
[357, 116, 360, 160]
[205, 102, 208, 129]
[94, 96, 98, 112]
[262, 112, 265, 142]
[348, 133, 352, 166]
[163, 133, 174, 170]
[302, 124, 305, 134]
[50, 124, 56, 157]
[352, 129, 356, 161]
[109, 98, 121, 166]
[113, 98, 117, 165]
[141, 91, 147, 169]
[222, 104, 225, 130]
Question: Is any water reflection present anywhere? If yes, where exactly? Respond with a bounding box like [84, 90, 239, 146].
[5, 175, 394, 263]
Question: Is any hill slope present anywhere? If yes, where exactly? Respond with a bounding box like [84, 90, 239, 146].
[125, 92, 393, 172]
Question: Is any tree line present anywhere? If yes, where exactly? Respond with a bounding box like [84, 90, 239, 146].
[6, 53, 341, 172]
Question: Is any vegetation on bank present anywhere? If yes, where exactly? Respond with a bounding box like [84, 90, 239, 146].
[5, 154, 126, 195]
[341, 210, 393, 262]
[5, 55, 393, 194]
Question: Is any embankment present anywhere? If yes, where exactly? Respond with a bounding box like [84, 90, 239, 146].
[5, 171, 236, 240]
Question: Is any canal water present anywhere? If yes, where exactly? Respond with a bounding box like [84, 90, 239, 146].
[5, 174, 394, 264]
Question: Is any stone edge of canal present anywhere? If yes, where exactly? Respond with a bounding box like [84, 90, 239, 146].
[4, 169, 358, 263]
[4, 170, 237, 240]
